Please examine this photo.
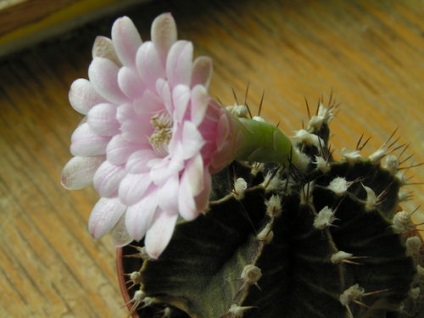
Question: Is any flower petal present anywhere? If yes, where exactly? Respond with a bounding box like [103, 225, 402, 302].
[70, 123, 110, 157]
[125, 193, 158, 241]
[119, 172, 152, 206]
[111, 215, 133, 247]
[151, 13, 177, 64]
[87, 103, 120, 136]
[209, 110, 233, 173]
[178, 171, 210, 221]
[136, 42, 165, 91]
[181, 121, 205, 160]
[145, 210, 178, 259]
[88, 57, 127, 104]
[118, 67, 145, 99]
[125, 149, 157, 173]
[93, 161, 126, 197]
[111, 16, 142, 67]
[217, 111, 232, 151]
[156, 78, 172, 114]
[178, 178, 196, 221]
[133, 90, 164, 115]
[157, 174, 179, 212]
[178, 154, 207, 220]
[166, 40, 193, 87]
[182, 154, 204, 197]
[88, 197, 126, 239]
[191, 56, 213, 88]
[92, 36, 120, 65]
[61, 156, 105, 190]
[116, 102, 135, 124]
[120, 115, 152, 144]
[173, 84, 190, 123]
[106, 135, 143, 165]
[190, 84, 209, 126]
[194, 170, 211, 213]
[149, 154, 184, 185]
[69, 79, 105, 115]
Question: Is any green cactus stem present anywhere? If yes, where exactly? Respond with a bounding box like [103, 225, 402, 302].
[233, 116, 305, 169]
[118, 100, 423, 318]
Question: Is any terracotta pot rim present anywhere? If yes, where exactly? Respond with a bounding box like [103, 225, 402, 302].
[116, 246, 139, 318]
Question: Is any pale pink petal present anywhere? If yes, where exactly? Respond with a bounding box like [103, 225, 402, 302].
[151, 13, 177, 64]
[126, 193, 159, 241]
[70, 123, 110, 156]
[156, 79, 172, 114]
[117, 103, 152, 143]
[209, 109, 237, 172]
[194, 171, 211, 213]
[92, 36, 120, 65]
[183, 154, 204, 196]
[88, 57, 127, 104]
[136, 42, 165, 91]
[134, 90, 164, 115]
[216, 111, 232, 151]
[178, 176, 196, 221]
[88, 197, 126, 239]
[209, 116, 237, 174]
[61, 156, 105, 190]
[111, 16, 142, 67]
[93, 161, 126, 197]
[69, 79, 105, 115]
[178, 161, 200, 220]
[166, 41, 193, 87]
[173, 84, 190, 123]
[166, 124, 180, 153]
[181, 121, 205, 160]
[149, 154, 184, 185]
[120, 117, 151, 144]
[145, 211, 178, 259]
[87, 103, 120, 136]
[116, 102, 136, 124]
[191, 56, 213, 88]
[119, 172, 152, 206]
[190, 84, 209, 126]
[111, 215, 133, 246]
[157, 174, 179, 212]
[125, 149, 157, 173]
[118, 67, 145, 99]
[207, 111, 233, 172]
[179, 155, 210, 220]
[106, 135, 143, 165]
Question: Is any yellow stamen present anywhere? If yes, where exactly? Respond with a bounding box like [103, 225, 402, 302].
[149, 114, 172, 153]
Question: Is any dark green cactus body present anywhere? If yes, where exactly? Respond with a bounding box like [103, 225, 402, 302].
[119, 104, 422, 318]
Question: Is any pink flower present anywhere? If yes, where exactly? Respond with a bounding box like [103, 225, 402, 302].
[61, 14, 234, 259]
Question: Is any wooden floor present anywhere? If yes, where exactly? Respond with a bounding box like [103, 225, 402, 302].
[1, 0, 424, 317]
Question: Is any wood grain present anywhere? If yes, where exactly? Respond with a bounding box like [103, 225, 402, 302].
[1, 0, 423, 316]
[0, 0, 77, 36]
[0, 0, 148, 58]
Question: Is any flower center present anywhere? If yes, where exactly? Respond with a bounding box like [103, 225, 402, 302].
[149, 113, 173, 155]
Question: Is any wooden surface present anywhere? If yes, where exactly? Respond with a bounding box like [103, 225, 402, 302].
[1, 0, 424, 317]
[0, 0, 148, 58]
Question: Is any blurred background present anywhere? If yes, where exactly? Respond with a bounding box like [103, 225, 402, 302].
[1, 0, 423, 316]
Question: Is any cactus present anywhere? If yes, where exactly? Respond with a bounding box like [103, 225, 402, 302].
[58, 13, 423, 318]
[118, 98, 423, 318]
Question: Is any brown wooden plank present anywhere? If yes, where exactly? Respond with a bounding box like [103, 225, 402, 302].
[0, 0, 149, 58]
[0, 0, 76, 36]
